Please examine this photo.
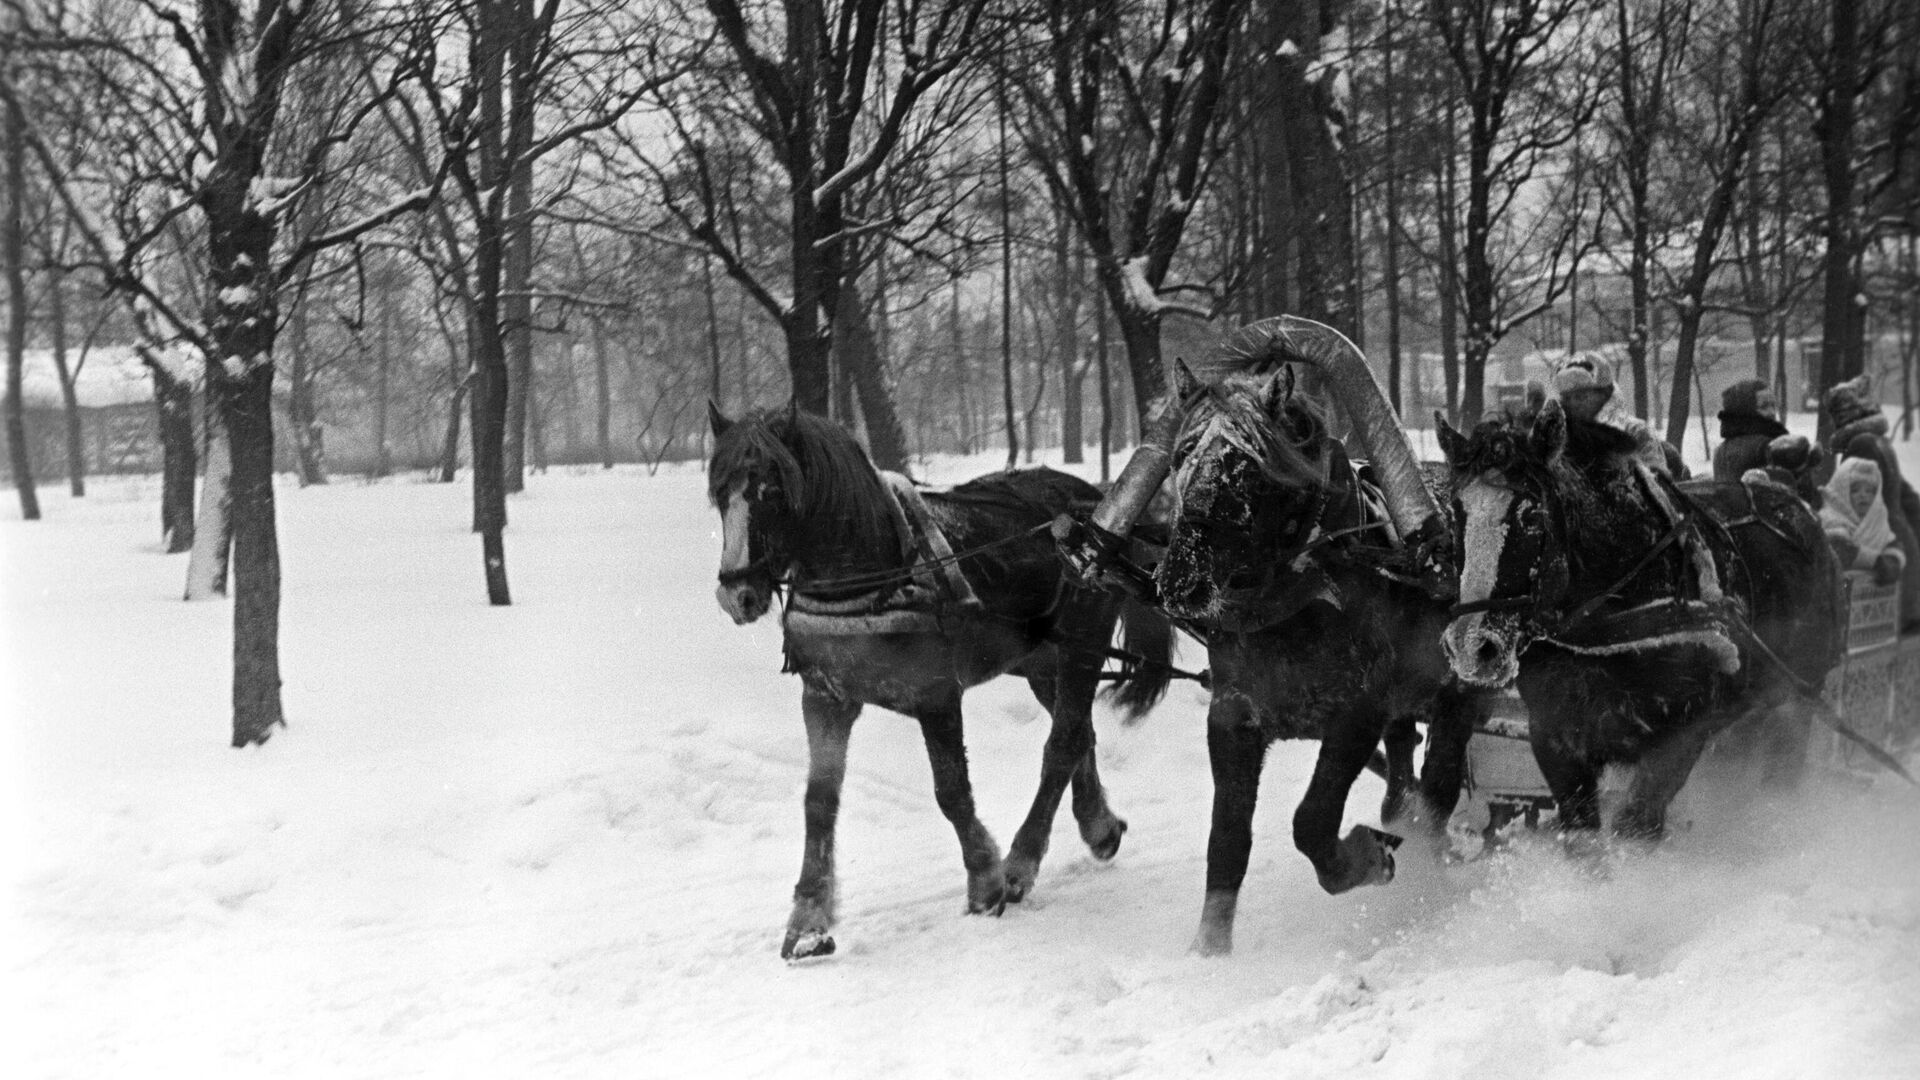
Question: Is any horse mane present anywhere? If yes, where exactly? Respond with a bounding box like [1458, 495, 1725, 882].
[708, 408, 901, 564]
[1182, 372, 1330, 489]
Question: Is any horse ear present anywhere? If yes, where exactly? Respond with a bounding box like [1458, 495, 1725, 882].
[1259, 366, 1291, 415]
[708, 399, 732, 439]
[1173, 357, 1201, 402]
[1435, 413, 1467, 464]
[1532, 398, 1568, 462]
[785, 397, 801, 428]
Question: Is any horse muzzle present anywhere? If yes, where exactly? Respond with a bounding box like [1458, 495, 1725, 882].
[1442, 614, 1523, 687]
[716, 579, 772, 625]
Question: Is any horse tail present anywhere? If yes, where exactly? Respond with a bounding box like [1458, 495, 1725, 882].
[1103, 596, 1175, 723]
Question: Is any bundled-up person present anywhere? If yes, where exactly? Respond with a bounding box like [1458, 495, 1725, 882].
[1821, 457, 1906, 586]
[1827, 374, 1920, 629]
[1713, 378, 1787, 482]
[1741, 433, 1825, 508]
[1553, 355, 1686, 477]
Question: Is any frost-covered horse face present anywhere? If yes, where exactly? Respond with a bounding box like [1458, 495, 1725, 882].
[1436, 407, 1569, 687]
[1157, 369, 1329, 623]
[706, 404, 801, 625]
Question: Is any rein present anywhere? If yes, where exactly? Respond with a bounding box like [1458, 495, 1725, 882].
[751, 522, 1055, 599]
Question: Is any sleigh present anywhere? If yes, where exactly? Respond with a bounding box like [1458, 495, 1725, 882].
[1812, 573, 1920, 778]
[1463, 571, 1920, 832]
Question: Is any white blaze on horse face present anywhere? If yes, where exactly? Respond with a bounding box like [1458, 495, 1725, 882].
[1444, 476, 1522, 686]
[1456, 478, 1512, 612]
[715, 479, 762, 624]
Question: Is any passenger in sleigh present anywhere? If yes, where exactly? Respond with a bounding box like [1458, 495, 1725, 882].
[1551, 355, 1688, 478]
[1820, 457, 1906, 588]
[1739, 433, 1824, 508]
[1827, 375, 1920, 631]
[1713, 378, 1786, 482]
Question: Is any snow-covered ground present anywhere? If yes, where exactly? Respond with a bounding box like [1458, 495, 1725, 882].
[4, 431, 1919, 1079]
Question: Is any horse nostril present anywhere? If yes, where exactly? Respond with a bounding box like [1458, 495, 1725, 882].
[1474, 637, 1502, 668]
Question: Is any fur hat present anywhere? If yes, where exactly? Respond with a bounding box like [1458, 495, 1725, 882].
[1553, 355, 1614, 395]
[1765, 433, 1816, 472]
[1721, 378, 1770, 416]
[1826, 374, 1878, 429]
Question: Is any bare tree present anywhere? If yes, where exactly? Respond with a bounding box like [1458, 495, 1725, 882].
[1658, 0, 1799, 442]
[1426, 0, 1602, 422]
[1014, 0, 1251, 422]
[8, 0, 435, 746]
[641, 0, 986, 467]
[3, 41, 39, 520]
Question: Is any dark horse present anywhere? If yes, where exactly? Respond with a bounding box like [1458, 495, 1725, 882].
[1145, 318, 1492, 956]
[708, 403, 1172, 959]
[1436, 400, 1845, 839]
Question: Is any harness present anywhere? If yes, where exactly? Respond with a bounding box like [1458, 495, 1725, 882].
[782, 472, 986, 637]
[1452, 462, 1743, 671]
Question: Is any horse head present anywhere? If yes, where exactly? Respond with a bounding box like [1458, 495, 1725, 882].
[1435, 401, 1572, 686]
[706, 401, 901, 625]
[1156, 363, 1334, 623]
[707, 402, 804, 624]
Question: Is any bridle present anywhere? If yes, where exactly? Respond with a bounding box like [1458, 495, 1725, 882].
[1446, 475, 1570, 630]
[1447, 466, 1713, 643]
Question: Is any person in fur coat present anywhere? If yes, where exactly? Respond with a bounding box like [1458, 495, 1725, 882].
[1827, 374, 1920, 630]
[1714, 379, 1787, 482]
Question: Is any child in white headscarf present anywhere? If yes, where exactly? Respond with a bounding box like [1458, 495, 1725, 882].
[1821, 456, 1905, 585]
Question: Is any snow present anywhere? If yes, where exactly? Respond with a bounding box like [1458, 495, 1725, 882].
[4, 451, 1920, 1078]
[1118, 257, 1162, 317]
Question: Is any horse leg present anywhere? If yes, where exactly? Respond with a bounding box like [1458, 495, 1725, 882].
[1616, 723, 1714, 841]
[1194, 696, 1266, 956]
[917, 696, 1008, 915]
[1415, 685, 1483, 855]
[1295, 708, 1400, 896]
[783, 687, 861, 960]
[1530, 734, 1603, 836]
[1379, 712, 1422, 826]
[1005, 655, 1121, 903]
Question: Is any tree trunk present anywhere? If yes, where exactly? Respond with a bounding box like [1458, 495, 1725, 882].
[1056, 222, 1085, 463]
[1382, 9, 1403, 415]
[285, 295, 328, 486]
[998, 94, 1018, 469]
[147, 354, 197, 552]
[372, 286, 393, 479]
[468, 0, 512, 603]
[1096, 288, 1112, 483]
[949, 278, 973, 454]
[185, 385, 233, 599]
[1255, 0, 1356, 337]
[48, 270, 85, 495]
[4, 79, 39, 521]
[592, 317, 614, 468]
[501, 0, 536, 494]
[1816, 0, 1864, 442]
[1436, 115, 1463, 424]
[834, 277, 908, 472]
[219, 363, 284, 746]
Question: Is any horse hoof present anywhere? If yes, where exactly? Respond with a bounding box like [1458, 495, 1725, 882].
[968, 883, 1008, 917]
[783, 931, 836, 961]
[1003, 872, 1034, 904]
[1317, 825, 1401, 894]
[1086, 818, 1127, 861]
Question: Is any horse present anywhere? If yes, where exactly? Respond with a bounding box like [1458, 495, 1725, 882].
[708, 402, 1174, 960]
[1435, 400, 1846, 839]
[1143, 318, 1493, 956]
